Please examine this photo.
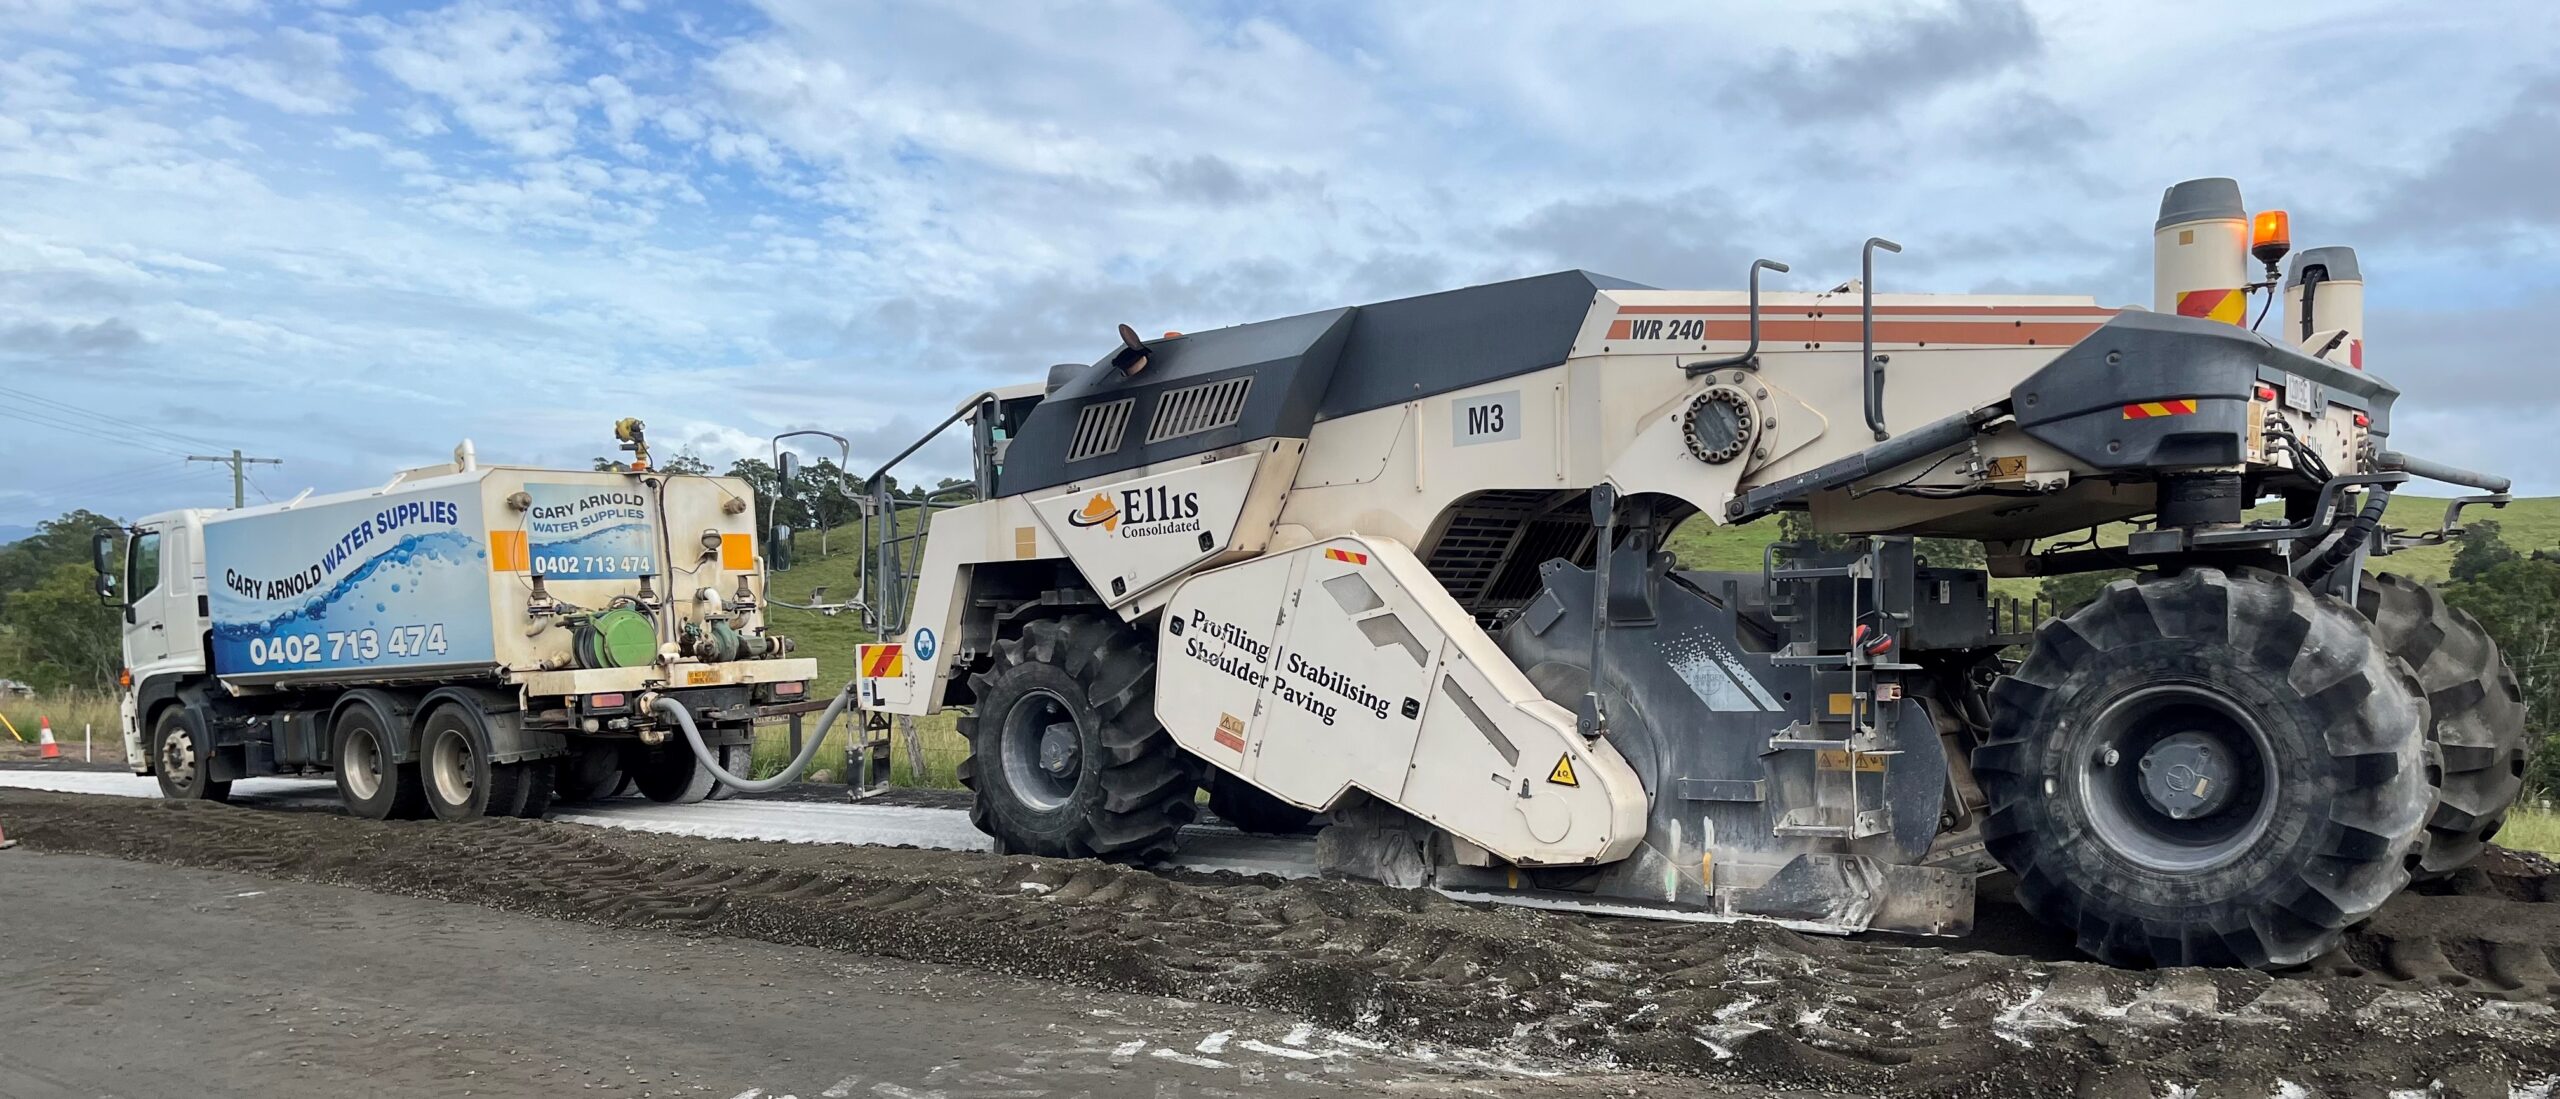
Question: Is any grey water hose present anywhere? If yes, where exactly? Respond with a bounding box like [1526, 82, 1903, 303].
[653, 686, 851, 794]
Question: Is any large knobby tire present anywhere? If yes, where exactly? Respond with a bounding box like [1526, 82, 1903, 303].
[151, 705, 231, 804]
[1208, 771, 1316, 835]
[2358, 571, 2531, 878]
[1976, 567, 2432, 969]
[418, 706, 540, 821]
[957, 614, 1196, 862]
[333, 705, 426, 820]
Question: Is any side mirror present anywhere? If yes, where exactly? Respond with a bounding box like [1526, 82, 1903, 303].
[769, 524, 794, 572]
[776, 452, 800, 492]
[91, 529, 117, 575]
[94, 571, 118, 605]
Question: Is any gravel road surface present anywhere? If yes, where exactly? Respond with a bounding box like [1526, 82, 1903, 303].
[0, 850, 1716, 1099]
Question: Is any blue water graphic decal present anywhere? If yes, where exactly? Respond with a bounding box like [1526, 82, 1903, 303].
[211, 531, 480, 643]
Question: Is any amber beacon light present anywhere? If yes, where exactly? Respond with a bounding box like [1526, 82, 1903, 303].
[2251, 209, 2292, 269]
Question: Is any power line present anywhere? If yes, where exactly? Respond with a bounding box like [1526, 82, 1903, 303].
[0, 405, 196, 457]
[50, 458, 189, 495]
[0, 384, 231, 452]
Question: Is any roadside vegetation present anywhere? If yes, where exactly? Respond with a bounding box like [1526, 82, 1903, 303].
[10, 489, 2560, 801]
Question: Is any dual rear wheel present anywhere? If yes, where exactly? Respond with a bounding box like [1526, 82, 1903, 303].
[335, 704, 554, 821]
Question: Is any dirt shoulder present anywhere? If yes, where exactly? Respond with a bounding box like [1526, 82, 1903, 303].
[2, 789, 2554, 1098]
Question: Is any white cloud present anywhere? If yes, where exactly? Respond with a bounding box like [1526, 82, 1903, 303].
[2, 0, 2559, 531]
[369, 0, 588, 158]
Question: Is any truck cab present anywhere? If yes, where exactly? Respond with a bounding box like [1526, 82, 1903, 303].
[99, 509, 214, 768]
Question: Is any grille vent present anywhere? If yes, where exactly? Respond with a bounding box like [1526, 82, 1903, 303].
[1144, 377, 1253, 444]
[1066, 399, 1135, 462]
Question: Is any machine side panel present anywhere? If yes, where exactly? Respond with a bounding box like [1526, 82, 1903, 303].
[1029, 451, 1271, 609]
[1158, 535, 1646, 867]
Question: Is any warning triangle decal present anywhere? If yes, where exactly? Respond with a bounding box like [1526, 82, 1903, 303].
[1546, 754, 1579, 787]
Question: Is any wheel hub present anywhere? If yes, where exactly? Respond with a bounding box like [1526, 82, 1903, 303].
[2077, 684, 2279, 873]
[2137, 731, 2236, 820]
[1000, 689, 1082, 811]
[430, 734, 475, 807]
[160, 729, 197, 786]
[344, 730, 382, 800]
[1037, 721, 1081, 779]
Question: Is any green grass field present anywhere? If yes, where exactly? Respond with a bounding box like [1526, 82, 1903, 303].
[1659, 493, 2547, 587]
[2500, 806, 2560, 858]
[757, 494, 2554, 789]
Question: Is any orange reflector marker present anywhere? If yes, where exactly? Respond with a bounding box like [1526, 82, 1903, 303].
[860, 644, 904, 678]
[2122, 399, 2201, 419]
[1324, 547, 1369, 565]
[489, 529, 530, 571]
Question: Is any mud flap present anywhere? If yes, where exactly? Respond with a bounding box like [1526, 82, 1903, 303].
[1728, 853, 1974, 936]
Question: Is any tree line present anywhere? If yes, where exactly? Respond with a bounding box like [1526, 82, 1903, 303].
[7, 496, 2557, 800]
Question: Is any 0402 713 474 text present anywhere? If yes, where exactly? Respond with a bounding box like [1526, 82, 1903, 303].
[241, 624, 448, 668]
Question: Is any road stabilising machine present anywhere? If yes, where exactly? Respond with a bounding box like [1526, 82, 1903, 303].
[96, 429, 820, 821]
[816, 177, 2527, 970]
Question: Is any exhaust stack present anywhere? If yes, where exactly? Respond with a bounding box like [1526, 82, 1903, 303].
[2284, 246, 2364, 369]
[2152, 177, 2249, 325]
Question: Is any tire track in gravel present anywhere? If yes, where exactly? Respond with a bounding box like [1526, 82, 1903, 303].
[7, 790, 2557, 1099]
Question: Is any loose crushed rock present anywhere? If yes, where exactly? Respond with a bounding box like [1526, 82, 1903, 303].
[5, 789, 2556, 1098]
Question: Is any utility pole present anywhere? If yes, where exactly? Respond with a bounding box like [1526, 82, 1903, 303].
[186, 449, 283, 508]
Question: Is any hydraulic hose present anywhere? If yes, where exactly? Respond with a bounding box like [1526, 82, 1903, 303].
[652, 686, 850, 794]
[2299, 488, 2390, 587]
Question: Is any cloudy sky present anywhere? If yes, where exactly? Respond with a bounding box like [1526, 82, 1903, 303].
[3, 0, 2556, 528]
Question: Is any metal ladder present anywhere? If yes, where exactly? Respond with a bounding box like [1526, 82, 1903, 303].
[1761, 536, 1919, 840]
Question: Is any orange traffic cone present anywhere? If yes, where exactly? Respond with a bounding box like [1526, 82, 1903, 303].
[37, 717, 60, 761]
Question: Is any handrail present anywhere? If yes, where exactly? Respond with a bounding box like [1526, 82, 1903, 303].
[864, 391, 1002, 495]
[860, 391, 1003, 636]
[1685, 258, 1791, 375]
[1860, 236, 1902, 441]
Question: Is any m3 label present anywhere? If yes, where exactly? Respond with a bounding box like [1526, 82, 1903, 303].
[1453, 390, 1522, 447]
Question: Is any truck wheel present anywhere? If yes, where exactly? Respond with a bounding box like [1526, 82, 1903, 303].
[1976, 567, 2432, 969]
[1208, 771, 1314, 834]
[555, 745, 625, 803]
[2358, 572, 2531, 878]
[419, 706, 538, 821]
[957, 614, 1196, 862]
[514, 759, 556, 819]
[151, 705, 231, 804]
[333, 706, 426, 820]
[706, 742, 752, 801]
[627, 743, 717, 804]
